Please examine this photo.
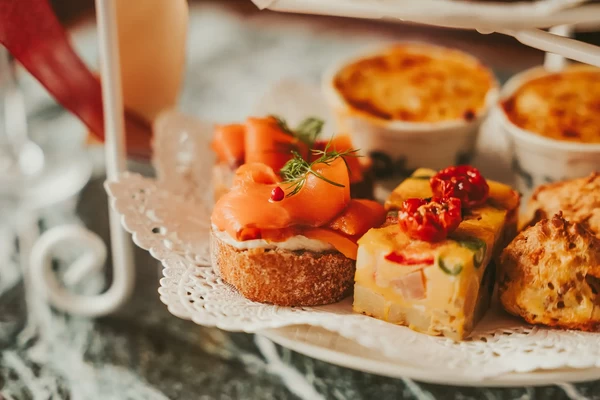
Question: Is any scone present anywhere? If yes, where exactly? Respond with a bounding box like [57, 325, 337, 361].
[498, 214, 600, 331]
[211, 157, 385, 306]
[524, 172, 600, 237]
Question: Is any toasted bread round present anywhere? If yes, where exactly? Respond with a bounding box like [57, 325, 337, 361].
[498, 214, 600, 332]
[524, 172, 600, 238]
[210, 231, 355, 306]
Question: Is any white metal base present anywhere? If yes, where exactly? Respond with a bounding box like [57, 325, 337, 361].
[30, 224, 134, 317]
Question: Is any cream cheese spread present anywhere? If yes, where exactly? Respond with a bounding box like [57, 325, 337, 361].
[212, 226, 334, 252]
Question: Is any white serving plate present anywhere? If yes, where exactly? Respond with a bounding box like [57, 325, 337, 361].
[251, 81, 600, 386]
[261, 327, 600, 387]
[104, 80, 600, 387]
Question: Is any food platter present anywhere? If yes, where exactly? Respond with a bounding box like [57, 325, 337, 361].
[105, 75, 600, 386]
[107, 164, 600, 386]
[22, 0, 597, 385]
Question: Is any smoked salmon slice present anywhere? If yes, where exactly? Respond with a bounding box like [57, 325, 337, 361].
[232, 162, 280, 186]
[211, 124, 246, 167]
[282, 157, 350, 226]
[302, 228, 359, 260]
[212, 159, 351, 239]
[212, 162, 290, 238]
[313, 135, 363, 182]
[211, 118, 364, 188]
[327, 199, 386, 236]
[244, 117, 308, 173]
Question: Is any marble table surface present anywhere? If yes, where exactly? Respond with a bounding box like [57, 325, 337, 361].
[2, 2, 600, 399]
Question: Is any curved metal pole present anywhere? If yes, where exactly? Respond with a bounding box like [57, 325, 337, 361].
[544, 25, 573, 72]
[30, 0, 134, 317]
[496, 28, 600, 68]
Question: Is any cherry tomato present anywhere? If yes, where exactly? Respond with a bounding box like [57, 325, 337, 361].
[430, 165, 489, 208]
[398, 198, 463, 242]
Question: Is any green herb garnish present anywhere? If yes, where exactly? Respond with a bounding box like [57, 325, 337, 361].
[458, 237, 487, 268]
[295, 117, 325, 146]
[272, 115, 324, 147]
[410, 175, 433, 180]
[438, 256, 463, 276]
[272, 115, 293, 134]
[279, 140, 359, 198]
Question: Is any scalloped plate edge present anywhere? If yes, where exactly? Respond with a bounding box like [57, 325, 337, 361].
[260, 326, 600, 387]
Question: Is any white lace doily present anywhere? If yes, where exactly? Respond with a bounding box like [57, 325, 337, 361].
[106, 81, 600, 380]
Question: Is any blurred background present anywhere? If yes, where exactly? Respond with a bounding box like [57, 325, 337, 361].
[51, 0, 600, 43]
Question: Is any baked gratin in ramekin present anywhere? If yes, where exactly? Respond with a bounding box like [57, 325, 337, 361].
[323, 44, 498, 174]
[498, 65, 600, 195]
[331, 44, 496, 124]
[502, 65, 600, 144]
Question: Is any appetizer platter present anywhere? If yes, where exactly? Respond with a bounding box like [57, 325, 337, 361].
[20, 0, 599, 387]
[105, 41, 600, 382]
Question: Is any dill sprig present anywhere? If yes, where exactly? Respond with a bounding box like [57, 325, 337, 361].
[271, 115, 324, 147]
[279, 140, 360, 198]
[295, 118, 324, 146]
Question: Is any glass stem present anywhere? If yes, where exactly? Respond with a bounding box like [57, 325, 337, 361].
[0, 46, 43, 178]
[0, 47, 25, 160]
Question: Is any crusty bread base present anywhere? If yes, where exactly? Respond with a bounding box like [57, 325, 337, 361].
[211, 231, 355, 306]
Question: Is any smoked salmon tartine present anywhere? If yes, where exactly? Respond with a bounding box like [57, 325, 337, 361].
[211, 116, 374, 201]
[210, 144, 386, 306]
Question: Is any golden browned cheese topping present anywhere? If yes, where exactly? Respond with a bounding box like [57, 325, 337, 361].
[333, 45, 495, 123]
[502, 66, 600, 144]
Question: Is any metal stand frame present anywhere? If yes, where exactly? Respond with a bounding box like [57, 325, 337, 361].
[31, 0, 134, 317]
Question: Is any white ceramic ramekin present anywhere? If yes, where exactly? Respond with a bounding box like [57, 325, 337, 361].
[322, 44, 499, 178]
[496, 65, 600, 195]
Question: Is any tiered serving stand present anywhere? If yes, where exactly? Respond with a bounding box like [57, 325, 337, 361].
[30, 0, 600, 384]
